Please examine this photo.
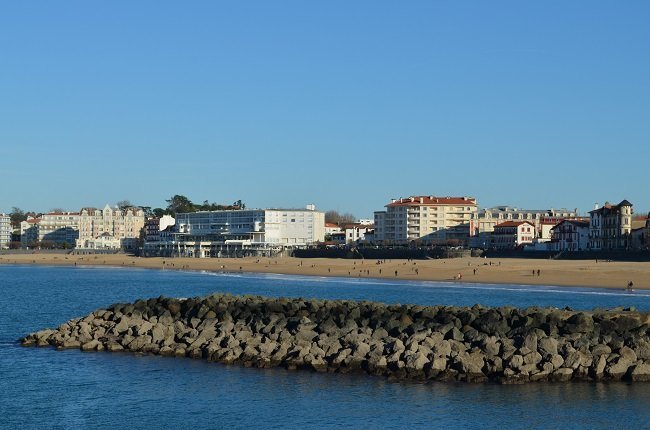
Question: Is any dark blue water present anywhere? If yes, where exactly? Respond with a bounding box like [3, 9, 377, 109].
[2, 265, 650, 429]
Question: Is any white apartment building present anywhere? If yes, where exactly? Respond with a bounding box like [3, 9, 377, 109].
[588, 200, 633, 250]
[77, 205, 145, 250]
[149, 206, 325, 257]
[490, 221, 536, 249]
[0, 213, 11, 249]
[374, 195, 477, 245]
[21, 212, 80, 248]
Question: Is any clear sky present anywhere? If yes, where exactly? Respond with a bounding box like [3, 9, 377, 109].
[1, 1, 648, 217]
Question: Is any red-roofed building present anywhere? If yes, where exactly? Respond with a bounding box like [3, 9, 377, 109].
[490, 221, 536, 249]
[374, 195, 477, 245]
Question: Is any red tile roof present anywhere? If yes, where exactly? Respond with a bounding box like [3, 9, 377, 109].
[386, 196, 476, 207]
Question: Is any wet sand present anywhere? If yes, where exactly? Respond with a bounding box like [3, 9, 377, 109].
[0, 252, 647, 290]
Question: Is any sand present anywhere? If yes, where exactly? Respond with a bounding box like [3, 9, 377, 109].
[0, 252, 647, 291]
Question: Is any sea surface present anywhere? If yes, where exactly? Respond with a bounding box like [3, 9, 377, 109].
[2, 264, 650, 429]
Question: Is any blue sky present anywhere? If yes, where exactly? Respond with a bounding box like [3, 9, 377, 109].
[1, 1, 648, 217]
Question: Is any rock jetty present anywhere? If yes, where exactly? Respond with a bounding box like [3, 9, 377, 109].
[21, 294, 650, 383]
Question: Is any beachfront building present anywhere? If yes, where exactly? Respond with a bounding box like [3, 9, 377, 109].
[340, 223, 374, 244]
[76, 205, 145, 250]
[469, 206, 579, 248]
[374, 195, 477, 245]
[549, 219, 590, 251]
[144, 215, 175, 242]
[146, 206, 325, 257]
[20, 212, 80, 248]
[490, 221, 536, 249]
[588, 200, 633, 251]
[0, 213, 11, 249]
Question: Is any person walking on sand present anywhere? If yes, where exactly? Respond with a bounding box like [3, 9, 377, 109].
[627, 281, 634, 292]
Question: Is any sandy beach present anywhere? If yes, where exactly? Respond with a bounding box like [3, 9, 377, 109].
[0, 252, 647, 291]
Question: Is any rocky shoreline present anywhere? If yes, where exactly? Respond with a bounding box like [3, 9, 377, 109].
[21, 294, 650, 383]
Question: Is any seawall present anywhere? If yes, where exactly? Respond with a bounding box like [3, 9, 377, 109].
[21, 294, 650, 383]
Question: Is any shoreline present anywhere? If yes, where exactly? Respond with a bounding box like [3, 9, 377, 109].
[1, 252, 648, 290]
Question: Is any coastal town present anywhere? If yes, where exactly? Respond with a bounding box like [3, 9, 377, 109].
[1, 194, 647, 258]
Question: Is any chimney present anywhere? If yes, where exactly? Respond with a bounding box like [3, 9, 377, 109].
[420, 197, 424, 204]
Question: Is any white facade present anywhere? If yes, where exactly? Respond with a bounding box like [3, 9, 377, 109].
[0, 213, 11, 249]
[77, 204, 145, 250]
[490, 221, 536, 249]
[374, 195, 477, 245]
[550, 220, 590, 251]
[341, 223, 374, 244]
[165, 206, 326, 257]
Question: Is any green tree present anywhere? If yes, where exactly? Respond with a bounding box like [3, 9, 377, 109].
[165, 195, 194, 215]
[9, 207, 27, 228]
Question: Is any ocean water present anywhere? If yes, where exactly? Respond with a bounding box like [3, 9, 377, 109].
[1, 264, 650, 429]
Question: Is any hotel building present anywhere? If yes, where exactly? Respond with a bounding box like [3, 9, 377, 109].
[76, 205, 145, 250]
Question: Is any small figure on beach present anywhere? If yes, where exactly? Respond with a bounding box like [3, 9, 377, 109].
[537, 269, 541, 276]
[457, 273, 462, 280]
[394, 270, 398, 277]
[627, 281, 634, 292]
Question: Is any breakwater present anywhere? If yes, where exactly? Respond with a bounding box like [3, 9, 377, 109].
[21, 294, 650, 383]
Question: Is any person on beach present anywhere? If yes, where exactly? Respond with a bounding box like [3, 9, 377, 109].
[627, 281, 634, 291]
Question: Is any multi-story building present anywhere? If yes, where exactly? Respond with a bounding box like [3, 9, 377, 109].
[76, 204, 145, 250]
[490, 221, 536, 249]
[147, 206, 325, 257]
[0, 213, 11, 249]
[144, 215, 175, 242]
[374, 195, 477, 245]
[549, 219, 590, 251]
[469, 206, 578, 248]
[470, 206, 578, 236]
[21, 212, 80, 248]
[339, 223, 374, 244]
[588, 200, 633, 250]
